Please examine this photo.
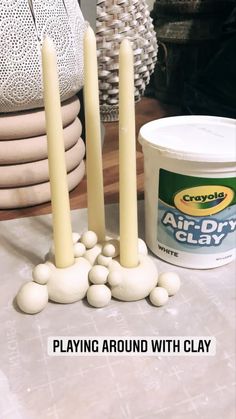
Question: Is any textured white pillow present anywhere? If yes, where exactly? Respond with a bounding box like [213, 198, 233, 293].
[0, 0, 87, 113]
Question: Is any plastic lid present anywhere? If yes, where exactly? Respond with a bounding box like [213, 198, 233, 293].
[138, 115, 236, 162]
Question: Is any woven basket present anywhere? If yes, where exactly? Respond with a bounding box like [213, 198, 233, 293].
[96, 0, 158, 122]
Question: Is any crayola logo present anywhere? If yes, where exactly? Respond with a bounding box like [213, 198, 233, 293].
[174, 185, 234, 216]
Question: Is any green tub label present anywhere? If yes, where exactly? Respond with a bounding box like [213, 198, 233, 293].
[158, 169, 236, 254]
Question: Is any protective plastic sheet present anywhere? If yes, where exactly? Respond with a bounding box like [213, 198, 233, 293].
[0, 202, 235, 419]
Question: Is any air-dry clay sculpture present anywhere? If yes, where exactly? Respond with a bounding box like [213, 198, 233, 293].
[0, 162, 85, 209]
[0, 118, 82, 165]
[0, 96, 85, 209]
[16, 230, 181, 314]
[0, 96, 81, 141]
[15, 26, 180, 314]
[0, 139, 85, 187]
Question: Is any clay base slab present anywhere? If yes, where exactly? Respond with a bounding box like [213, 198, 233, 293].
[0, 138, 85, 187]
[0, 118, 82, 165]
[0, 161, 85, 209]
[0, 96, 80, 140]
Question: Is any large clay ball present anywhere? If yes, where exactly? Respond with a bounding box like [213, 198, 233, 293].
[158, 272, 181, 296]
[80, 231, 98, 249]
[16, 282, 48, 314]
[149, 287, 169, 307]
[89, 265, 109, 285]
[87, 285, 111, 308]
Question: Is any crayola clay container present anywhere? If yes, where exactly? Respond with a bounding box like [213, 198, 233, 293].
[139, 116, 236, 269]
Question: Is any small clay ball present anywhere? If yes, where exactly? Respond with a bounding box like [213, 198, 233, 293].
[107, 270, 122, 287]
[32, 264, 51, 285]
[158, 272, 181, 296]
[149, 287, 169, 307]
[138, 238, 148, 256]
[89, 265, 109, 285]
[87, 284, 111, 308]
[97, 254, 112, 267]
[72, 232, 80, 244]
[108, 260, 121, 270]
[74, 242, 86, 258]
[16, 282, 48, 314]
[80, 231, 98, 249]
[102, 240, 119, 258]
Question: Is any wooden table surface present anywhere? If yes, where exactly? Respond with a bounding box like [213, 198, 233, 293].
[0, 97, 179, 221]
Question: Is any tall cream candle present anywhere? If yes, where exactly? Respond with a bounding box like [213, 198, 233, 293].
[42, 37, 74, 269]
[119, 39, 139, 268]
[83, 26, 106, 241]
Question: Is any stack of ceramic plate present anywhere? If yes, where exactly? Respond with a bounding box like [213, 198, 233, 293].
[0, 96, 85, 209]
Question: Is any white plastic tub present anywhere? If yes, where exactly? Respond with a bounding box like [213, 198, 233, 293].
[139, 115, 236, 269]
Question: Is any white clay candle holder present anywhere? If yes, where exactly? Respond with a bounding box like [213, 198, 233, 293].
[16, 231, 165, 313]
[108, 254, 158, 302]
[15, 32, 181, 315]
[82, 234, 158, 304]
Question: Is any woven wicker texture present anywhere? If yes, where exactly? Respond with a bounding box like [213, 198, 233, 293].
[96, 0, 158, 122]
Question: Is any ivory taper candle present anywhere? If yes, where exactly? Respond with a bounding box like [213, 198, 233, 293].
[83, 26, 105, 241]
[42, 37, 74, 268]
[119, 39, 139, 268]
